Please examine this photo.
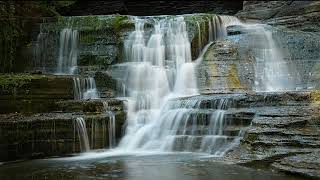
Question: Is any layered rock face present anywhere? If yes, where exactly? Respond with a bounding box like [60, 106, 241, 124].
[217, 2, 320, 178]
[237, 1, 320, 32]
[26, 14, 216, 74]
[235, 1, 320, 89]
[197, 39, 254, 93]
[0, 74, 126, 161]
[225, 92, 320, 179]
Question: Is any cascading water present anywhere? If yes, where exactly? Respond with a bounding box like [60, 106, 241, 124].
[54, 26, 100, 152]
[110, 16, 244, 155]
[103, 101, 117, 148]
[251, 25, 295, 92]
[55, 27, 100, 100]
[34, 27, 48, 72]
[107, 111, 116, 148]
[75, 117, 90, 152]
[112, 16, 197, 152]
[57, 28, 79, 75]
[206, 15, 296, 92]
[73, 77, 99, 100]
[45, 14, 296, 156]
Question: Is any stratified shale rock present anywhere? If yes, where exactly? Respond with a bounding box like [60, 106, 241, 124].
[0, 74, 74, 113]
[0, 113, 124, 161]
[237, 1, 320, 32]
[225, 96, 320, 178]
[197, 39, 254, 93]
[272, 152, 320, 179]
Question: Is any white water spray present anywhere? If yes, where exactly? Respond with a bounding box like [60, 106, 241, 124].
[57, 28, 79, 75]
[75, 117, 90, 152]
[73, 77, 99, 100]
[110, 16, 245, 156]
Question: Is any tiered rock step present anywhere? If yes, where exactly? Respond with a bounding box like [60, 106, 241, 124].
[0, 74, 127, 161]
[0, 110, 126, 161]
[55, 98, 125, 113]
[225, 104, 320, 176]
[0, 74, 74, 113]
[243, 106, 320, 149]
[175, 125, 248, 136]
[173, 91, 312, 109]
[171, 135, 239, 152]
[165, 91, 316, 154]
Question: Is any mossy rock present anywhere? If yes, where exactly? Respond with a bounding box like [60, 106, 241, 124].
[227, 64, 242, 89]
[0, 74, 74, 113]
[0, 74, 33, 92]
[311, 90, 320, 105]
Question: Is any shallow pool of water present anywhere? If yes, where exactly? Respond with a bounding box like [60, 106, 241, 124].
[0, 153, 304, 180]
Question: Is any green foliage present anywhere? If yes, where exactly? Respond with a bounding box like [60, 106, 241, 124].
[113, 15, 130, 31]
[0, 1, 61, 73]
[227, 64, 242, 89]
[0, 74, 33, 91]
[311, 90, 320, 105]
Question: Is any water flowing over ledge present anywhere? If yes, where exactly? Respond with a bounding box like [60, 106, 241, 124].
[28, 13, 303, 157]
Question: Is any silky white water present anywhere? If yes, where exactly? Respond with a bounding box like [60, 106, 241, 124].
[73, 77, 99, 100]
[251, 26, 295, 92]
[110, 16, 244, 156]
[75, 117, 90, 152]
[210, 16, 296, 92]
[52, 14, 296, 157]
[57, 28, 79, 75]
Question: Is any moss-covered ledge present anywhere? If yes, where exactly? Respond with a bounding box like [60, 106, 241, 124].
[0, 74, 74, 113]
[0, 111, 126, 162]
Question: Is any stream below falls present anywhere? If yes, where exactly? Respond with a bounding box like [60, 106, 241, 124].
[0, 154, 305, 180]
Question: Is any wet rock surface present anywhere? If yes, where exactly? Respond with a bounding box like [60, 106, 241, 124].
[272, 152, 320, 179]
[0, 110, 126, 162]
[0, 74, 127, 162]
[176, 91, 320, 178]
[55, 99, 125, 113]
[223, 96, 320, 178]
[237, 1, 320, 32]
[233, 1, 320, 89]
[197, 40, 254, 93]
[0, 74, 74, 113]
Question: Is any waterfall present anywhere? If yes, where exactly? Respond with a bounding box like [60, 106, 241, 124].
[251, 26, 295, 92]
[102, 102, 117, 148]
[75, 117, 90, 152]
[73, 77, 99, 100]
[57, 28, 79, 75]
[110, 16, 244, 156]
[56, 27, 100, 98]
[108, 111, 116, 148]
[206, 15, 296, 92]
[34, 30, 47, 72]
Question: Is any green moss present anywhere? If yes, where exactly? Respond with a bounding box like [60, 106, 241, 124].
[227, 64, 242, 89]
[113, 15, 131, 31]
[0, 74, 33, 91]
[245, 133, 258, 142]
[0, 1, 61, 73]
[207, 63, 217, 87]
[203, 46, 215, 60]
[311, 90, 320, 105]
[79, 33, 96, 44]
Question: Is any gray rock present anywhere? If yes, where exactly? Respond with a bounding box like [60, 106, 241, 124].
[272, 152, 320, 179]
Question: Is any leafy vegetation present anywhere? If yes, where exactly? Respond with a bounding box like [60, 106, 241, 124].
[0, 73, 33, 91]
